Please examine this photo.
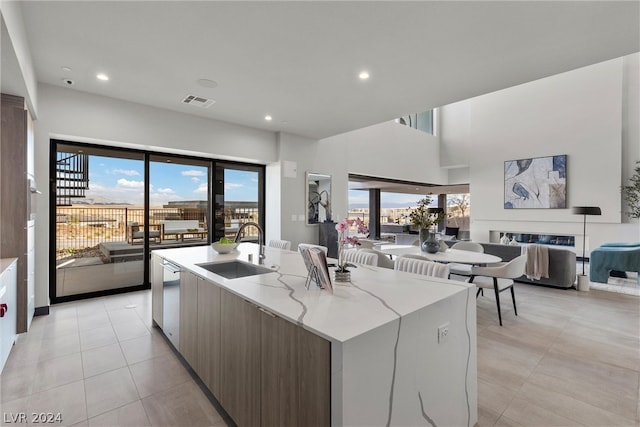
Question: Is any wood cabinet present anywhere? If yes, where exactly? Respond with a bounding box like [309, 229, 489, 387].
[221, 289, 331, 427]
[220, 289, 261, 427]
[298, 324, 331, 427]
[0, 94, 31, 333]
[179, 271, 198, 368]
[150, 254, 163, 327]
[260, 307, 301, 427]
[261, 307, 331, 427]
[196, 278, 221, 396]
[153, 267, 331, 427]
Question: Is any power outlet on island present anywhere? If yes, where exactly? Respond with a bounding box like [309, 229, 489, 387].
[438, 322, 450, 344]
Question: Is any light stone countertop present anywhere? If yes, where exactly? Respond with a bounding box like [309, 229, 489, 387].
[153, 243, 472, 343]
[0, 258, 18, 276]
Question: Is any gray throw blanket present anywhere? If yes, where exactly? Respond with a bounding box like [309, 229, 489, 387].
[521, 244, 549, 280]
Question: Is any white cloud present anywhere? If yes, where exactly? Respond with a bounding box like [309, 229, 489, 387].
[112, 168, 140, 176]
[225, 182, 243, 191]
[251, 177, 259, 183]
[194, 183, 208, 193]
[191, 177, 200, 183]
[182, 170, 205, 177]
[150, 192, 184, 207]
[157, 188, 175, 194]
[117, 178, 144, 189]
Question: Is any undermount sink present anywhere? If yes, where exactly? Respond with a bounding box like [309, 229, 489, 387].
[196, 260, 274, 279]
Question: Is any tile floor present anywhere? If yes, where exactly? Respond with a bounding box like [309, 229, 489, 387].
[0, 271, 638, 427]
[0, 291, 227, 427]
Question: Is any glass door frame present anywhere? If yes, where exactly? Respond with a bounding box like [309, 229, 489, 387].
[49, 140, 233, 303]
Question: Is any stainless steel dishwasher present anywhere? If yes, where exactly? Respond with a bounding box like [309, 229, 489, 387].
[161, 260, 181, 349]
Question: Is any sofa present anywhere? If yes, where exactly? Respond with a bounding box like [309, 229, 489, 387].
[160, 220, 205, 240]
[589, 242, 640, 284]
[480, 243, 576, 288]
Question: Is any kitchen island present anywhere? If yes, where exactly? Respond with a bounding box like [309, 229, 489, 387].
[152, 243, 477, 427]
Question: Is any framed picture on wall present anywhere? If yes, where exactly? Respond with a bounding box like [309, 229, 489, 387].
[504, 154, 567, 209]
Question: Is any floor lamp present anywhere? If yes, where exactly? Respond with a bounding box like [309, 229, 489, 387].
[572, 206, 601, 288]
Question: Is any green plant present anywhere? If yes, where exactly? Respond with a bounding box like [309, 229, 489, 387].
[622, 161, 640, 219]
[409, 197, 445, 229]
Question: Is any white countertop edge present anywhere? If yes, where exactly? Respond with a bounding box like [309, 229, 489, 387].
[153, 244, 474, 343]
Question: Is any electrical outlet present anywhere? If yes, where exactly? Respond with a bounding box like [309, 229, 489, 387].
[438, 322, 450, 344]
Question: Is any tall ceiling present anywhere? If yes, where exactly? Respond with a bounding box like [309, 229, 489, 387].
[16, 1, 640, 139]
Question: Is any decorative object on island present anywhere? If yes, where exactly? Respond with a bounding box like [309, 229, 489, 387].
[334, 217, 369, 283]
[500, 234, 510, 245]
[572, 206, 602, 291]
[622, 161, 640, 219]
[306, 247, 333, 292]
[504, 154, 567, 209]
[409, 198, 445, 254]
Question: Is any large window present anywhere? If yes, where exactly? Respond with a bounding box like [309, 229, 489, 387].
[51, 140, 264, 303]
[214, 162, 264, 243]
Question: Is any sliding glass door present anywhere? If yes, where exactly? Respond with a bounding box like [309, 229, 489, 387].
[148, 154, 211, 248]
[53, 142, 146, 300]
[51, 142, 262, 303]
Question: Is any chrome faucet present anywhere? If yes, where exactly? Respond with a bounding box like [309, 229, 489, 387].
[234, 221, 265, 263]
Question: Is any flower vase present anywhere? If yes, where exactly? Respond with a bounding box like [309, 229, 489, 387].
[334, 243, 351, 283]
[420, 230, 439, 253]
[334, 270, 351, 283]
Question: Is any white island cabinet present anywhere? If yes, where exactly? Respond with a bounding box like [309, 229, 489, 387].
[0, 258, 18, 373]
[152, 243, 477, 427]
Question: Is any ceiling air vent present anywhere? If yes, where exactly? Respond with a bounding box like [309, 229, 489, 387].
[182, 95, 216, 108]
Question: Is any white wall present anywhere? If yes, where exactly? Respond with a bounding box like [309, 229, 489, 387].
[316, 120, 450, 227]
[33, 84, 277, 307]
[439, 57, 640, 254]
[0, 2, 38, 115]
[272, 132, 321, 249]
[621, 53, 640, 222]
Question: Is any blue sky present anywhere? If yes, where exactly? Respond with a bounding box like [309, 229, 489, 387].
[84, 156, 258, 206]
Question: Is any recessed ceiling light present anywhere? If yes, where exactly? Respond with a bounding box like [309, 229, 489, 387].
[264, 115, 272, 121]
[359, 71, 370, 80]
[96, 73, 109, 81]
[197, 78, 218, 88]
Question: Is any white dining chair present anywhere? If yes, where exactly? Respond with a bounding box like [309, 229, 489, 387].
[394, 256, 450, 279]
[359, 248, 394, 269]
[448, 241, 485, 276]
[342, 248, 378, 266]
[468, 254, 527, 326]
[297, 243, 328, 255]
[268, 239, 291, 250]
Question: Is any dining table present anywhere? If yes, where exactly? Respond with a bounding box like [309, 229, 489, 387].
[374, 244, 502, 265]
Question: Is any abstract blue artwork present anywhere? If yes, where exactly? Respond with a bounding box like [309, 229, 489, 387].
[504, 155, 567, 209]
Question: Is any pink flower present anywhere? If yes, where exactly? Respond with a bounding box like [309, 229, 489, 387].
[335, 220, 348, 233]
[344, 236, 359, 246]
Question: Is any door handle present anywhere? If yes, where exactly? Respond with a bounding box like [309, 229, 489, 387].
[0, 304, 7, 317]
